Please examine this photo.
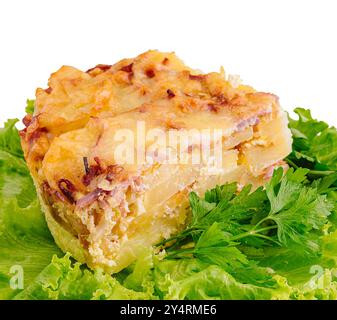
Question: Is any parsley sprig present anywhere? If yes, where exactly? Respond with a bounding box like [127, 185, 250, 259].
[159, 168, 336, 271]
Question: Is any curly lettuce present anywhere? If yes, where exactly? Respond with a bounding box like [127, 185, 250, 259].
[0, 119, 61, 299]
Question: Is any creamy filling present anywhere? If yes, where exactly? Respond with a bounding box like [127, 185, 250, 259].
[41, 110, 291, 270]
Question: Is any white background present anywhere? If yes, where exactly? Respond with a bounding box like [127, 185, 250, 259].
[0, 0, 336, 126]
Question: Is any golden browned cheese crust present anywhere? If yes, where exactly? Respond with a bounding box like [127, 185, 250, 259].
[20, 50, 292, 272]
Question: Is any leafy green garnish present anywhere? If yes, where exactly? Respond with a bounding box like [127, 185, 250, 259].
[162, 168, 334, 261]
[287, 108, 337, 174]
[153, 258, 292, 300]
[25, 99, 35, 115]
[0, 120, 61, 299]
[16, 253, 155, 300]
[0, 119, 24, 159]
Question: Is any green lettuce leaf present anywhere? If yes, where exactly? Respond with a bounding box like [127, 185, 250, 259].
[15, 254, 155, 300]
[0, 119, 24, 159]
[0, 200, 62, 299]
[287, 108, 337, 173]
[25, 99, 35, 115]
[0, 120, 62, 299]
[154, 258, 293, 300]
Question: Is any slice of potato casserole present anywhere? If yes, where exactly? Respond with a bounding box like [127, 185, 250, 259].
[20, 50, 292, 273]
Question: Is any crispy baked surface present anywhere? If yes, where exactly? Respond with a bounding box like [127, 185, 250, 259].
[21, 50, 277, 168]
